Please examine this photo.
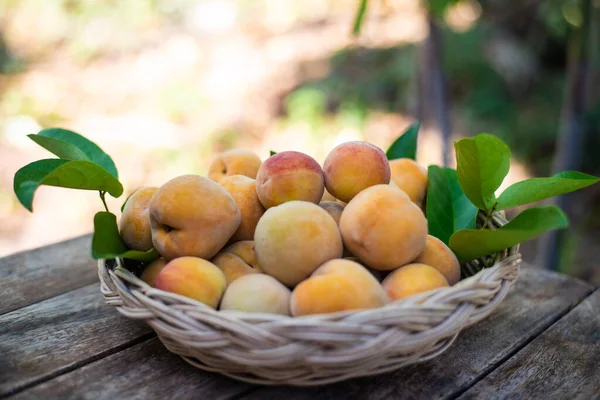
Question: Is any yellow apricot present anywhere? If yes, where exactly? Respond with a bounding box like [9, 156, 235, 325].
[255, 151, 325, 209]
[342, 257, 386, 281]
[140, 257, 167, 287]
[220, 274, 291, 315]
[149, 175, 241, 260]
[221, 240, 263, 272]
[290, 259, 389, 316]
[339, 184, 427, 270]
[254, 201, 343, 286]
[208, 148, 262, 182]
[413, 235, 461, 285]
[119, 187, 158, 251]
[382, 263, 449, 301]
[323, 141, 391, 203]
[211, 252, 260, 284]
[154, 257, 227, 308]
[389, 158, 428, 205]
[219, 175, 265, 242]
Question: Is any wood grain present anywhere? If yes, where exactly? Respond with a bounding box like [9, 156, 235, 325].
[10, 339, 254, 400]
[458, 289, 600, 399]
[240, 268, 593, 400]
[0, 235, 97, 315]
[0, 284, 152, 398]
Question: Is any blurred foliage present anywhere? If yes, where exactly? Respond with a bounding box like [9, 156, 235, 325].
[284, 1, 600, 176]
[427, 0, 461, 16]
[442, 25, 568, 175]
[538, 0, 575, 37]
[2, 0, 597, 177]
[285, 46, 417, 123]
[0, 33, 22, 74]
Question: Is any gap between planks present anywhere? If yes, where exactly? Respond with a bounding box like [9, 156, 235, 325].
[456, 289, 600, 399]
[0, 235, 97, 316]
[1, 333, 156, 399]
[443, 287, 597, 400]
[0, 284, 155, 399]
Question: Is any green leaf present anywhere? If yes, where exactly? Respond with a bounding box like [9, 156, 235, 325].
[449, 205, 569, 262]
[426, 166, 478, 246]
[496, 171, 600, 210]
[92, 211, 160, 262]
[352, 0, 369, 36]
[386, 121, 420, 160]
[14, 159, 123, 211]
[454, 133, 511, 210]
[92, 211, 127, 258]
[27, 134, 89, 161]
[269, 150, 277, 156]
[120, 247, 160, 262]
[37, 128, 119, 178]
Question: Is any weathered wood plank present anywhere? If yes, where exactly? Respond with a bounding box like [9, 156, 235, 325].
[458, 289, 600, 399]
[10, 339, 254, 400]
[0, 284, 152, 397]
[239, 268, 593, 400]
[0, 235, 97, 315]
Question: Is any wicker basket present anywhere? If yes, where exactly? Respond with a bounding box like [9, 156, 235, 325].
[98, 211, 521, 386]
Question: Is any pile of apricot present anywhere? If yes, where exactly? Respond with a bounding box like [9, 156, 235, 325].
[120, 141, 460, 316]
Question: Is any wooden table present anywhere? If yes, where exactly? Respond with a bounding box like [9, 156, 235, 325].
[1, 236, 599, 399]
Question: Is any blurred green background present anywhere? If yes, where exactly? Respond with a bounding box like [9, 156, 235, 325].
[0, 0, 598, 282]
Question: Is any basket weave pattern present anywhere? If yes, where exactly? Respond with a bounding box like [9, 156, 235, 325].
[98, 213, 521, 386]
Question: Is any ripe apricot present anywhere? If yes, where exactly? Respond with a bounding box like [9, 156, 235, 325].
[219, 175, 265, 242]
[339, 184, 427, 270]
[140, 257, 167, 287]
[382, 263, 449, 301]
[413, 235, 461, 285]
[254, 201, 343, 286]
[220, 274, 291, 315]
[323, 141, 390, 203]
[255, 151, 325, 208]
[211, 252, 260, 284]
[208, 149, 262, 182]
[290, 259, 389, 316]
[222, 240, 262, 272]
[154, 257, 227, 308]
[389, 158, 428, 206]
[119, 187, 158, 251]
[149, 175, 241, 260]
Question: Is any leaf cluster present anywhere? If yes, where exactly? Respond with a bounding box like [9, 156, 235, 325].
[387, 125, 599, 263]
[14, 128, 159, 262]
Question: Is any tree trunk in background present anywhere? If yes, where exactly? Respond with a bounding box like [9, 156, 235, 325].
[537, 0, 597, 271]
[417, 15, 452, 166]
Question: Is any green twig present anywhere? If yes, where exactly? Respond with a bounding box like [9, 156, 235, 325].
[99, 191, 110, 213]
[481, 203, 497, 230]
[352, 0, 369, 36]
